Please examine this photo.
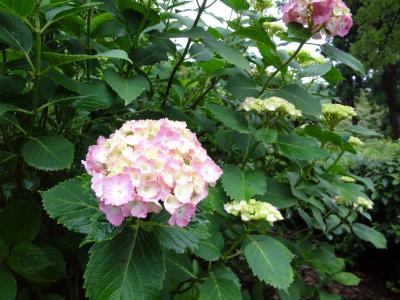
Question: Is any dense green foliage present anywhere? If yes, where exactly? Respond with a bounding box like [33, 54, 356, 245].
[0, 0, 392, 299]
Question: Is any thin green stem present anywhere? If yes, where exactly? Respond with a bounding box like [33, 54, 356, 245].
[325, 149, 345, 174]
[258, 40, 306, 97]
[30, 2, 42, 131]
[163, 0, 207, 101]
[222, 233, 247, 261]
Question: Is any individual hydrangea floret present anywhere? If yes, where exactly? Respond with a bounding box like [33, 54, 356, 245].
[82, 119, 223, 227]
[322, 103, 356, 129]
[224, 199, 283, 224]
[240, 96, 302, 117]
[348, 136, 364, 146]
[282, 0, 353, 37]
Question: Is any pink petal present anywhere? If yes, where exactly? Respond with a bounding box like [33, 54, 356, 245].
[102, 174, 134, 206]
[168, 203, 196, 227]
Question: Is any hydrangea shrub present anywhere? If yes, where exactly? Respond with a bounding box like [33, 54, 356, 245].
[0, 0, 387, 299]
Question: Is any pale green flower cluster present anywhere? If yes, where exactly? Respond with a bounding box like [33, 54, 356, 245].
[348, 136, 364, 146]
[354, 197, 374, 211]
[322, 103, 357, 129]
[340, 176, 356, 183]
[335, 196, 373, 212]
[240, 96, 302, 117]
[224, 199, 283, 224]
[249, 0, 273, 11]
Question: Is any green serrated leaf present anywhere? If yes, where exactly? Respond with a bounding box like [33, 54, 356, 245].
[206, 103, 250, 133]
[84, 229, 165, 300]
[352, 223, 387, 249]
[194, 232, 224, 261]
[203, 38, 250, 71]
[154, 222, 209, 253]
[276, 134, 329, 161]
[222, 165, 267, 200]
[22, 136, 74, 171]
[274, 84, 321, 117]
[165, 251, 196, 281]
[258, 177, 297, 209]
[104, 69, 149, 105]
[244, 235, 294, 289]
[199, 273, 242, 300]
[321, 44, 365, 75]
[0, 265, 16, 300]
[42, 49, 132, 68]
[41, 177, 99, 234]
[220, 0, 249, 10]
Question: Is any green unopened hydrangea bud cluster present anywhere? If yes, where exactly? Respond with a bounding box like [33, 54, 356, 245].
[348, 136, 364, 146]
[340, 176, 356, 183]
[354, 197, 373, 211]
[224, 199, 283, 224]
[334, 196, 373, 212]
[240, 96, 302, 118]
[322, 103, 357, 129]
[249, 0, 273, 11]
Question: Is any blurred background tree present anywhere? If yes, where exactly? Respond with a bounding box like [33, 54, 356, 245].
[333, 0, 400, 139]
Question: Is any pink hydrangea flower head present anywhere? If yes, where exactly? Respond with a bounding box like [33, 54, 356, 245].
[82, 118, 223, 227]
[281, 0, 352, 37]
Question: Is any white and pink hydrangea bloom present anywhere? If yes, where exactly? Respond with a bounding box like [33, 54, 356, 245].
[82, 119, 223, 227]
[282, 0, 353, 37]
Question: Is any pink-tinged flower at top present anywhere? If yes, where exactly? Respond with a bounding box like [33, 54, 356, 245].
[99, 202, 125, 226]
[282, 0, 309, 25]
[155, 125, 181, 149]
[312, 0, 335, 25]
[164, 194, 181, 214]
[123, 167, 141, 187]
[102, 174, 134, 206]
[168, 203, 196, 227]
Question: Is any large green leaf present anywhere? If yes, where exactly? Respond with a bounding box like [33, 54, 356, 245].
[0, 12, 32, 52]
[199, 273, 242, 300]
[42, 49, 132, 68]
[41, 177, 99, 234]
[244, 235, 294, 289]
[0, 265, 16, 300]
[226, 72, 258, 99]
[165, 251, 196, 281]
[9, 243, 53, 278]
[276, 134, 329, 161]
[84, 229, 165, 300]
[203, 38, 250, 71]
[194, 232, 224, 261]
[301, 62, 332, 77]
[220, 0, 249, 10]
[206, 103, 250, 133]
[352, 223, 387, 249]
[258, 177, 297, 208]
[0, 0, 35, 17]
[233, 27, 274, 48]
[0, 199, 41, 246]
[104, 69, 149, 105]
[153, 221, 209, 253]
[22, 136, 74, 171]
[321, 44, 365, 75]
[222, 165, 267, 200]
[274, 84, 321, 117]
